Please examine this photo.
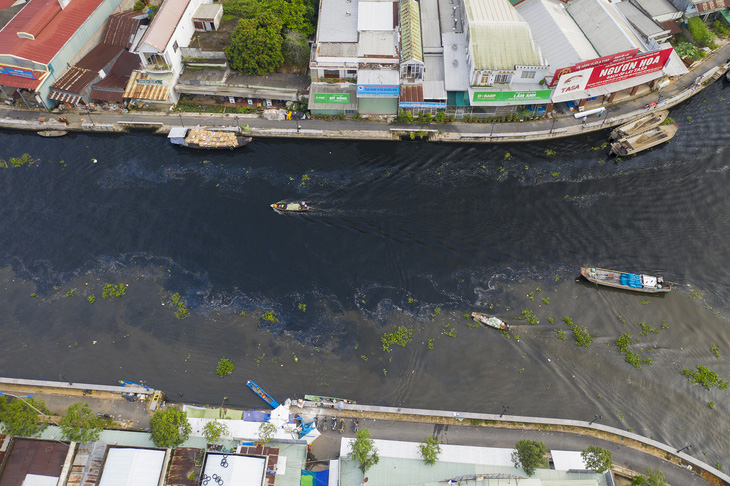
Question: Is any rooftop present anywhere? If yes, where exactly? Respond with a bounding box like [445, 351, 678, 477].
[566, 0, 639, 56]
[140, 0, 191, 52]
[632, 0, 680, 18]
[318, 0, 358, 43]
[614, 1, 667, 38]
[97, 447, 166, 486]
[357, 1, 395, 31]
[0, 438, 69, 486]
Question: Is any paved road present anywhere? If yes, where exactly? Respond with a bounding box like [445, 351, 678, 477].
[310, 419, 707, 485]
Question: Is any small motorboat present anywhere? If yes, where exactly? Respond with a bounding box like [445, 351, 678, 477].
[609, 110, 668, 140]
[471, 312, 510, 331]
[271, 201, 309, 212]
[38, 130, 68, 137]
[581, 267, 671, 293]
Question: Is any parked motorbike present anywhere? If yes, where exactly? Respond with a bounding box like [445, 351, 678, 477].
[331, 416, 337, 431]
[353, 418, 359, 432]
[339, 419, 345, 434]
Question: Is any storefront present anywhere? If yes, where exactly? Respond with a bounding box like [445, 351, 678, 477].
[356, 70, 399, 115]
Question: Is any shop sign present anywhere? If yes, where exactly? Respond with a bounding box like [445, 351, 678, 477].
[314, 93, 351, 103]
[399, 101, 446, 109]
[137, 78, 165, 85]
[586, 47, 673, 88]
[356, 84, 399, 96]
[472, 90, 551, 102]
[0, 65, 36, 79]
[551, 49, 639, 86]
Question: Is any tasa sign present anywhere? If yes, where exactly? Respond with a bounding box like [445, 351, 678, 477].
[553, 70, 591, 98]
[586, 47, 673, 88]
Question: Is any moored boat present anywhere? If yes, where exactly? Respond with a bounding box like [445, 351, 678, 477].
[609, 110, 668, 140]
[304, 394, 356, 404]
[168, 125, 251, 149]
[610, 124, 678, 156]
[581, 267, 671, 293]
[471, 312, 509, 331]
[246, 379, 280, 408]
[38, 130, 68, 137]
[271, 201, 309, 212]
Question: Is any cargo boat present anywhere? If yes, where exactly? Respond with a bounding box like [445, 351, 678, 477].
[304, 394, 356, 405]
[581, 267, 671, 293]
[609, 110, 668, 140]
[246, 380, 280, 408]
[168, 126, 251, 149]
[471, 312, 510, 331]
[610, 124, 678, 156]
[38, 130, 68, 137]
[271, 201, 309, 212]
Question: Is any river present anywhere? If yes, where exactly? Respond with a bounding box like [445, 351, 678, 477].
[0, 81, 728, 465]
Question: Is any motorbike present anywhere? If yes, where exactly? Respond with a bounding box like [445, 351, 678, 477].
[353, 418, 359, 432]
[339, 418, 345, 434]
[331, 416, 337, 431]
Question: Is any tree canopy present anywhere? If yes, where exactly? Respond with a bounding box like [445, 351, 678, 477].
[203, 420, 229, 444]
[0, 396, 48, 438]
[223, 0, 315, 36]
[349, 428, 379, 474]
[419, 435, 442, 466]
[631, 467, 667, 486]
[511, 439, 547, 476]
[581, 446, 613, 473]
[224, 12, 285, 76]
[59, 402, 103, 443]
[149, 407, 191, 449]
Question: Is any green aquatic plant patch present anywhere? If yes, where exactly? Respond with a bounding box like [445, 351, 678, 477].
[382, 326, 413, 352]
[680, 365, 729, 390]
[102, 283, 126, 299]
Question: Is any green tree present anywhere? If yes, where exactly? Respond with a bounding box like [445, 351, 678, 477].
[225, 13, 284, 76]
[258, 421, 276, 443]
[149, 408, 191, 448]
[581, 446, 613, 473]
[631, 467, 667, 486]
[282, 31, 310, 71]
[203, 420, 229, 444]
[687, 17, 717, 48]
[0, 396, 48, 437]
[349, 428, 379, 474]
[511, 439, 547, 476]
[223, 0, 314, 35]
[419, 435, 442, 466]
[59, 402, 103, 442]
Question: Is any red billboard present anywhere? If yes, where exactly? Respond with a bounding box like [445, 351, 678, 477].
[585, 47, 673, 88]
[550, 48, 639, 87]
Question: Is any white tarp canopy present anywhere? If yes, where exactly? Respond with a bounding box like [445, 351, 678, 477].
[98, 448, 166, 486]
[203, 453, 266, 486]
[642, 275, 657, 287]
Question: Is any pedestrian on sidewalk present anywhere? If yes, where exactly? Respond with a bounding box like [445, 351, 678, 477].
[582, 115, 587, 124]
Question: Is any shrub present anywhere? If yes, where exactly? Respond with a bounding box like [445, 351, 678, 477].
[149, 408, 191, 448]
[419, 435, 442, 465]
[687, 17, 717, 49]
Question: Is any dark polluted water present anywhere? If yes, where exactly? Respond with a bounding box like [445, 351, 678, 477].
[0, 82, 729, 464]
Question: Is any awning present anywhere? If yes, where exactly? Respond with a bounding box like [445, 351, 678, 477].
[48, 91, 81, 105]
[90, 87, 124, 103]
[0, 70, 46, 90]
[174, 84, 299, 101]
[553, 70, 664, 102]
[722, 8, 730, 23]
[660, 20, 682, 35]
[123, 71, 171, 101]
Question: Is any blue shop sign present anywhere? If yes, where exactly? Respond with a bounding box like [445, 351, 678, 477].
[0, 66, 36, 79]
[357, 84, 399, 96]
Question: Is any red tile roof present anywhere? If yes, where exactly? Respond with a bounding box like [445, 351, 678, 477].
[0, 0, 108, 65]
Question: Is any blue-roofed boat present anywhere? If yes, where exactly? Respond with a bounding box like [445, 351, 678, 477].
[119, 380, 152, 389]
[581, 267, 671, 293]
[246, 380, 280, 408]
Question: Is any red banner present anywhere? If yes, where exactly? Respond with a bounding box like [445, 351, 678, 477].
[550, 49, 639, 87]
[585, 47, 673, 88]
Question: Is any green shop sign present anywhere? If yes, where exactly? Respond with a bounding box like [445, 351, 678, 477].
[472, 90, 551, 102]
[314, 93, 351, 103]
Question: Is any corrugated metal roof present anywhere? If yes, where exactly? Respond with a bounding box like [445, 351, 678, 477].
[0, 438, 69, 486]
[634, 0, 680, 18]
[0, 0, 109, 65]
[358, 2, 394, 31]
[193, 3, 221, 20]
[420, 0, 441, 50]
[317, 0, 358, 42]
[140, 0, 191, 52]
[659, 19, 681, 34]
[97, 447, 165, 486]
[307, 83, 358, 110]
[166, 447, 201, 486]
[0, 68, 46, 89]
[400, 84, 423, 101]
[76, 43, 123, 71]
[357, 31, 397, 57]
[91, 86, 124, 102]
[400, 0, 423, 62]
[318, 43, 359, 57]
[0, 0, 19, 10]
[615, 1, 666, 37]
[123, 70, 170, 100]
[465, 0, 544, 70]
[567, 0, 637, 56]
[516, 0, 598, 75]
[442, 32, 469, 90]
[109, 50, 140, 75]
[202, 453, 265, 486]
[423, 54, 446, 99]
[102, 11, 143, 48]
[49, 66, 98, 93]
[49, 91, 81, 105]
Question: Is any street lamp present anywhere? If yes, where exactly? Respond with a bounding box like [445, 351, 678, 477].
[0, 391, 57, 424]
[500, 405, 509, 418]
[490, 119, 496, 137]
[550, 117, 557, 134]
[677, 444, 692, 453]
[601, 108, 609, 125]
[86, 106, 95, 126]
[178, 113, 184, 127]
[589, 415, 602, 425]
[219, 396, 228, 418]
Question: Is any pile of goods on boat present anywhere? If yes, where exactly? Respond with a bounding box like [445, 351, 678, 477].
[471, 312, 510, 331]
[271, 201, 309, 212]
[581, 267, 671, 293]
[168, 126, 251, 149]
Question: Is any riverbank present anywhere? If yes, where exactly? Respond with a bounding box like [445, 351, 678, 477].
[1, 377, 728, 485]
[1, 45, 728, 144]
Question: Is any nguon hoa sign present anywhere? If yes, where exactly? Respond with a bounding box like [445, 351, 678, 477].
[472, 90, 551, 103]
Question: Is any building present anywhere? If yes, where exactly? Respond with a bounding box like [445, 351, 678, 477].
[0, 0, 125, 109]
[667, 0, 728, 17]
[129, 0, 213, 105]
[0, 438, 72, 486]
[97, 446, 169, 486]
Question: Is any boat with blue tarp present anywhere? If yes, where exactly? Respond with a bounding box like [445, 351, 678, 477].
[119, 380, 152, 389]
[581, 267, 671, 293]
[246, 380, 280, 408]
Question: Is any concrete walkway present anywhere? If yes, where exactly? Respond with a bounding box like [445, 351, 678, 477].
[0, 43, 728, 143]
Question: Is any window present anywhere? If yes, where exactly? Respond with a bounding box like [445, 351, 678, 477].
[173, 41, 179, 52]
[479, 73, 490, 84]
[521, 71, 536, 79]
[495, 73, 511, 84]
[145, 53, 165, 66]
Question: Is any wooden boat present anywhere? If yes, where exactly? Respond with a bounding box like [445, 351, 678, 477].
[609, 110, 668, 140]
[471, 312, 509, 331]
[581, 267, 671, 293]
[38, 130, 68, 137]
[246, 380, 280, 408]
[610, 124, 678, 156]
[271, 201, 309, 212]
[168, 125, 251, 149]
[304, 394, 356, 405]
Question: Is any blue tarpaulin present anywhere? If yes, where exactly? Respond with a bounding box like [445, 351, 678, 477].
[301, 470, 329, 486]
